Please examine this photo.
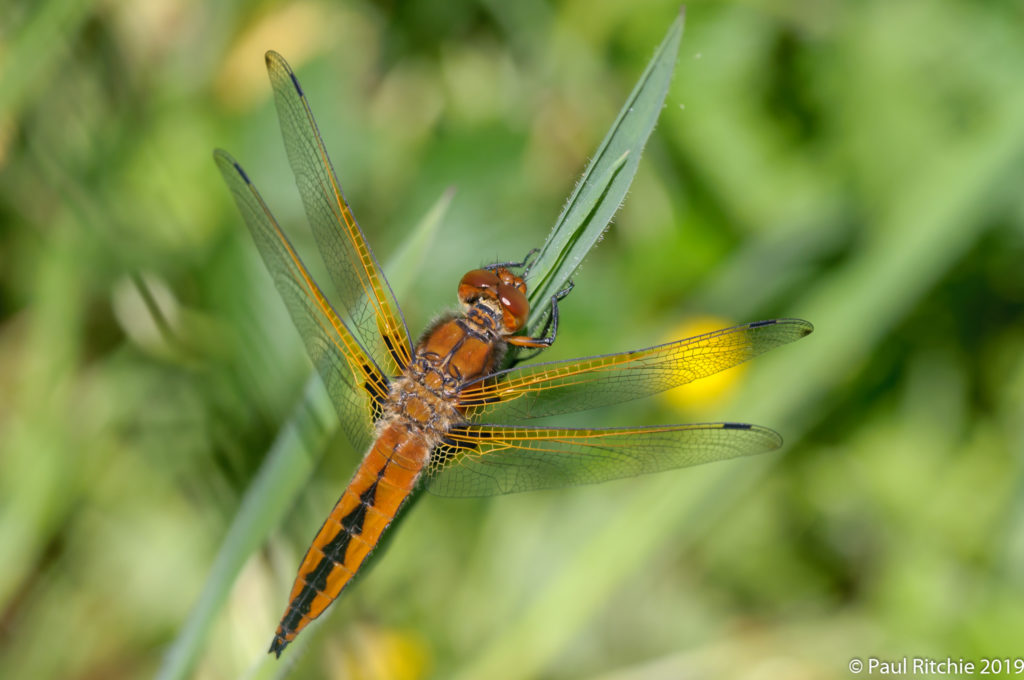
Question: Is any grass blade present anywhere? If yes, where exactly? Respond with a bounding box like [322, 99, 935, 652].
[524, 9, 685, 333]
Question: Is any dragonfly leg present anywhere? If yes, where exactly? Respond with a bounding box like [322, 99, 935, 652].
[484, 248, 540, 272]
[507, 280, 575, 352]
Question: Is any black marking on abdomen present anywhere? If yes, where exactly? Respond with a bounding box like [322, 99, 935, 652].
[284, 478, 381, 637]
[358, 479, 379, 510]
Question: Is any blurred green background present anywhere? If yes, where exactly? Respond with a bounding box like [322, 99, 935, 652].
[3, 0, 1024, 678]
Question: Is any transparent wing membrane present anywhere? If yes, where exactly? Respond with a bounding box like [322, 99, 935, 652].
[265, 51, 413, 376]
[214, 150, 386, 453]
[459, 319, 813, 421]
[426, 422, 782, 497]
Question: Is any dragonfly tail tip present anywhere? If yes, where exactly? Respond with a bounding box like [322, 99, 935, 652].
[268, 635, 289, 658]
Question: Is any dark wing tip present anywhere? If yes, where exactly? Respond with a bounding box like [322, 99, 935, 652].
[265, 51, 304, 96]
[263, 50, 303, 96]
[288, 70, 304, 96]
[720, 422, 784, 450]
[748, 317, 815, 341]
[212, 149, 253, 184]
[232, 161, 251, 184]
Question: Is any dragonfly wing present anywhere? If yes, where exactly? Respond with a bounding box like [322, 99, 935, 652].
[425, 422, 781, 497]
[458, 319, 813, 421]
[215, 150, 388, 453]
[265, 51, 413, 376]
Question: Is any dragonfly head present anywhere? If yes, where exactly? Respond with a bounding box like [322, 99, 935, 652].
[458, 267, 529, 334]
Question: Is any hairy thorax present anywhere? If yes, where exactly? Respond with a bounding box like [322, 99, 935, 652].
[383, 300, 507, 447]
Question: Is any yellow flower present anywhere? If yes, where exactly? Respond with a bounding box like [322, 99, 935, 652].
[660, 316, 748, 413]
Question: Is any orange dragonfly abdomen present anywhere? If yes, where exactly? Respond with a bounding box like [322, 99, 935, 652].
[268, 275, 524, 655]
[269, 423, 430, 655]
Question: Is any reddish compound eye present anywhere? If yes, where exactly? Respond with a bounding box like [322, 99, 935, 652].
[458, 269, 500, 303]
[458, 267, 530, 333]
[497, 283, 529, 332]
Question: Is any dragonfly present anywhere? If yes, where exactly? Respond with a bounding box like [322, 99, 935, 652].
[214, 51, 813, 657]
